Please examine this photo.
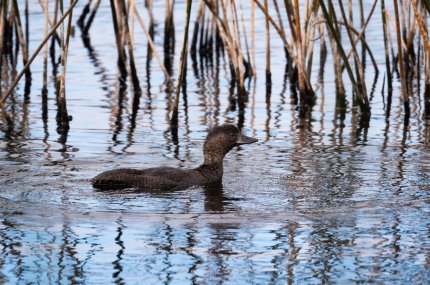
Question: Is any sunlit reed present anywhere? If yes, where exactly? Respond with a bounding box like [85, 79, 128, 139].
[1, 0, 430, 131]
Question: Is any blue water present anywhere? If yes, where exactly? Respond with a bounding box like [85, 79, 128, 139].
[1, 1, 430, 284]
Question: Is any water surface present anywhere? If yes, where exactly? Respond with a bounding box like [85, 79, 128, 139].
[1, 1, 430, 284]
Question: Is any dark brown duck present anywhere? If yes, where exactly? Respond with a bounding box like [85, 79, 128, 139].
[91, 124, 258, 190]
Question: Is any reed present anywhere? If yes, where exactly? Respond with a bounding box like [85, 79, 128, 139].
[254, 0, 315, 116]
[381, 0, 393, 97]
[393, 0, 410, 118]
[118, 0, 141, 94]
[2, 0, 430, 131]
[320, 0, 370, 118]
[0, 1, 6, 90]
[41, 0, 49, 123]
[56, 0, 75, 133]
[133, 3, 170, 79]
[12, 0, 31, 90]
[171, 0, 192, 124]
[202, 0, 250, 93]
[337, 0, 368, 98]
[109, 0, 127, 76]
[410, 0, 430, 118]
[264, 0, 271, 83]
[0, 0, 78, 125]
[163, 0, 175, 73]
[251, 0, 256, 75]
[190, 0, 205, 58]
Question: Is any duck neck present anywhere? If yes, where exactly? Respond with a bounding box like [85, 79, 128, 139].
[204, 152, 226, 165]
[196, 159, 224, 181]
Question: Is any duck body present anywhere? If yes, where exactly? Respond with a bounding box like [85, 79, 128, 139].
[92, 163, 223, 190]
[92, 124, 257, 191]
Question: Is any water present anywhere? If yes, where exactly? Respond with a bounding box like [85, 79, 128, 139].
[1, 1, 430, 284]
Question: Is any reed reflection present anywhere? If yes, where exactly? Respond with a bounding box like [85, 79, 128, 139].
[109, 75, 128, 152]
[112, 218, 125, 284]
[0, 213, 85, 284]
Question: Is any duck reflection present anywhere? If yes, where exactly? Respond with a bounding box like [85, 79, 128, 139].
[202, 181, 225, 212]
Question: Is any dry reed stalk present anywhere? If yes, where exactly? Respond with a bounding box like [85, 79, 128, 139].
[8, 2, 16, 67]
[133, 4, 171, 79]
[42, 0, 49, 122]
[411, 0, 430, 117]
[340, 0, 378, 74]
[51, 0, 59, 47]
[288, 1, 315, 97]
[203, 0, 246, 88]
[204, 6, 212, 53]
[273, 0, 286, 39]
[251, 0, 256, 76]
[209, 6, 217, 54]
[217, 0, 240, 76]
[209, 7, 217, 55]
[146, 0, 154, 59]
[0, 1, 11, 125]
[229, 0, 252, 89]
[230, 0, 246, 91]
[318, 19, 327, 56]
[320, 0, 370, 115]
[190, 0, 205, 57]
[264, 0, 271, 80]
[130, 0, 135, 45]
[0, 0, 79, 124]
[359, 0, 366, 64]
[117, 0, 141, 94]
[393, 0, 410, 117]
[238, 0, 252, 77]
[385, 11, 397, 69]
[56, 0, 75, 131]
[198, 6, 206, 54]
[42, 0, 49, 88]
[252, 0, 294, 57]
[283, 0, 296, 42]
[381, 0, 393, 100]
[12, 0, 32, 85]
[291, 0, 315, 103]
[338, 0, 368, 99]
[411, 0, 430, 56]
[347, 0, 352, 22]
[38, 0, 62, 45]
[253, 0, 313, 94]
[164, 0, 175, 55]
[171, 0, 192, 124]
[399, 1, 416, 79]
[305, 6, 316, 77]
[202, 1, 230, 59]
[406, 3, 419, 76]
[0, 1, 6, 77]
[109, 0, 127, 76]
[327, 20, 345, 95]
[25, 0, 29, 49]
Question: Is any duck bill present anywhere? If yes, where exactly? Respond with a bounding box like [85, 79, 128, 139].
[236, 134, 258, 145]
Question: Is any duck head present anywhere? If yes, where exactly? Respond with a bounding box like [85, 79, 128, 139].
[203, 124, 258, 164]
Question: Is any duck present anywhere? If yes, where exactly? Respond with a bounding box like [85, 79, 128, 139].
[91, 124, 258, 190]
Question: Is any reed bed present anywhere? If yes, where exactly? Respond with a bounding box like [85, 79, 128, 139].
[1, 0, 430, 133]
